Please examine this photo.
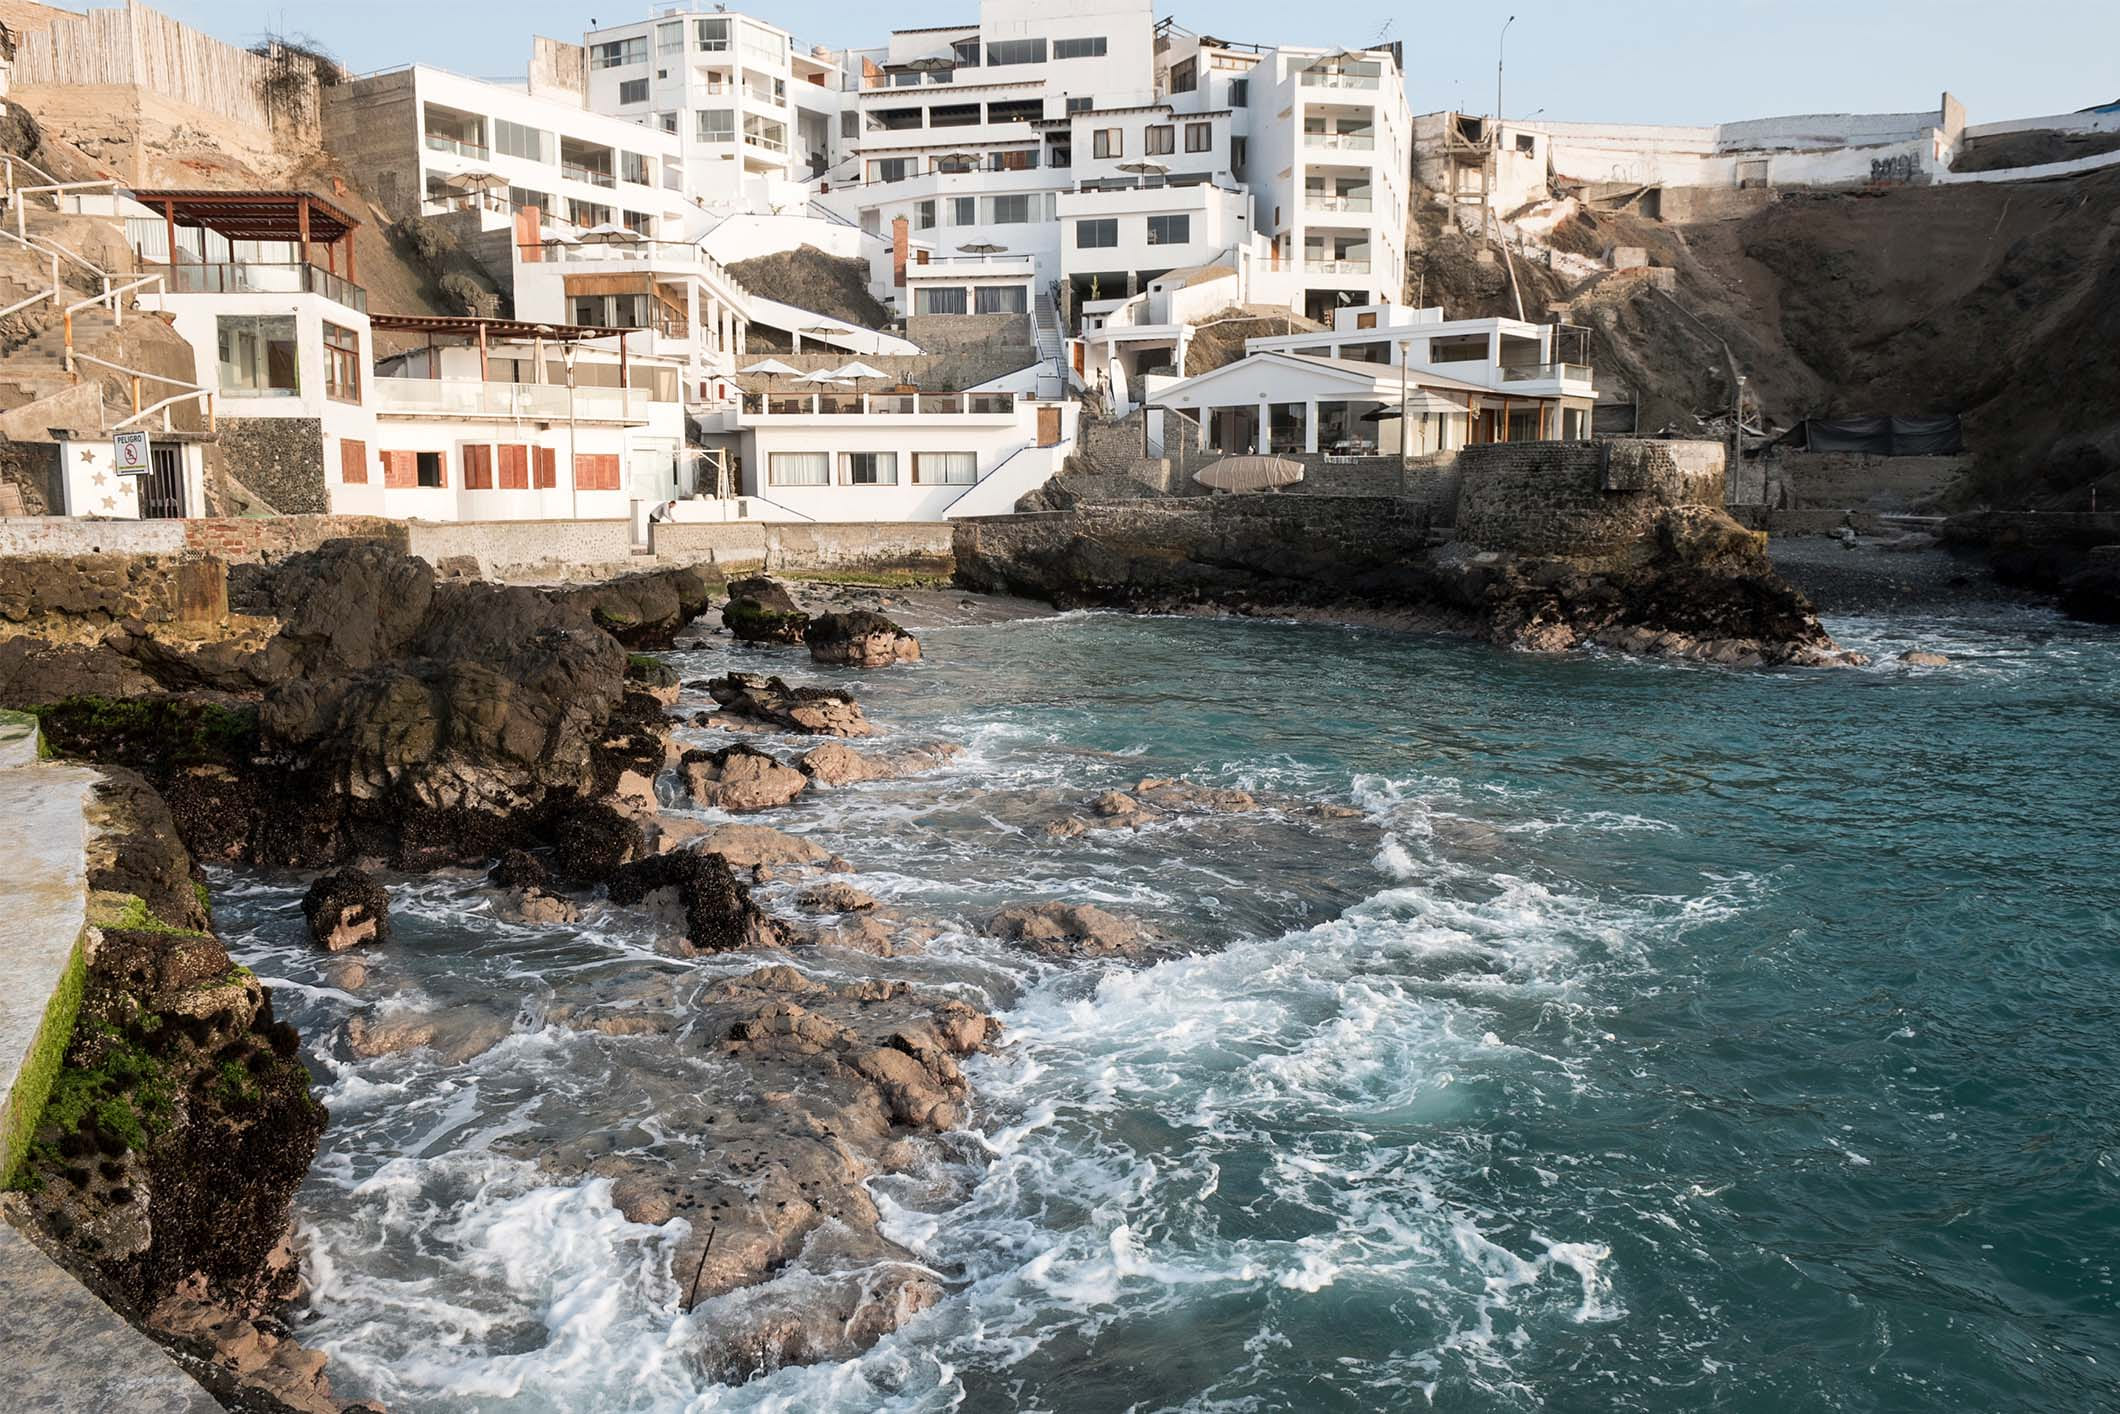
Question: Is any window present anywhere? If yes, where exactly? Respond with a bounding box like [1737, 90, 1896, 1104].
[840, 111, 859, 140]
[575, 453, 621, 490]
[620, 150, 651, 184]
[1170, 59, 1197, 95]
[842, 451, 899, 485]
[949, 196, 976, 226]
[915, 451, 977, 485]
[769, 452, 829, 486]
[1185, 122, 1212, 153]
[1092, 128, 1121, 159]
[1147, 214, 1190, 245]
[1066, 96, 1093, 115]
[657, 22, 683, 57]
[1145, 125, 1174, 156]
[623, 209, 652, 234]
[534, 446, 558, 489]
[495, 119, 549, 163]
[989, 149, 1036, 172]
[216, 315, 298, 397]
[1230, 78, 1249, 106]
[508, 185, 550, 214]
[1076, 218, 1118, 248]
[568, 199, 612, 228]
[416, 452, 445, 488]
[986, 38, 1046, 66]
[869, 156, 913, 183]
[1053, 36, 1107, 60]
[976, 285, 1028, 315]
[463, 443, 494, 490]
[1232, 136, 1248, 177]
[951, 37, 980, 67]
[986, 193, 1031, 224]
[696, 17, 728, 49]
[933, 153, 978, 174]
[338, 438, 368, 485]
[618, 78, 648, 105]
[323, 321, 360, 404]
[660, 112, 678, 134]
[916, 199, 937, 230]
[498, 444, 530, 490]
[592, 37, 646, 69]
[916, 286, 967, 315]
[697, 109, 734, 142]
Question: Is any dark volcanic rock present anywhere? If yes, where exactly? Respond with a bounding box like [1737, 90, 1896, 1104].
[722, 576, 811, 646]
[546, 565, 718, 648]
[702, 673, 871, 737]
[300, 869, 391, 952]
[607, 848, 787, 954]
[804, 610, 921, 668]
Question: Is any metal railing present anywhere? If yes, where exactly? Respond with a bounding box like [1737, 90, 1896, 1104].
[71, 351, 215, 432]
[152, 261, 368, 312]
[424, 133, 491, 160]
[373, 378, 653, 422]
[742, 130, 788, 154]
[741, 390, 1019, 416]
[1304, 132, 1377, 151]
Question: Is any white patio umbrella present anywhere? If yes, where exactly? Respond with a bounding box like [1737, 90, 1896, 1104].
[825, 360, 891, 382]
[1193, 455, 1305, 493]
[793, 368, 852, 385]
[738, 358, 801, 377]
[578, 222, 645, 244]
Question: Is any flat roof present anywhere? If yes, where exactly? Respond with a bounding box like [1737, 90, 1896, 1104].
[127, 189, 360, 242]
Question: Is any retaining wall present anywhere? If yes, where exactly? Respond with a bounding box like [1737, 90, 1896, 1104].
[402, 519, 637, 575]
[0, 515, 407, 561]
[1455, 439, 1725, 556]
[650, 520, 956, 572]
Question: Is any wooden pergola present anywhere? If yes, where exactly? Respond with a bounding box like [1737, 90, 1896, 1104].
[128, 189, 363, 283]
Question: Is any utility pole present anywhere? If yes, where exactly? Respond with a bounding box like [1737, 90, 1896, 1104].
[1491, 14, 1515, 242]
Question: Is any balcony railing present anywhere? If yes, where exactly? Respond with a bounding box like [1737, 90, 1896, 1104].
[1559, 362, 1595, 384]
[424, 133, 490, 159]
[1301, 71, 1382, 90]
[743, 130, 788, 154]
[1305, 194, 1373, 213]
[741, 390, 1019, 417]
[1304, 132, 1377, 151]
[156, 261, 367, 313]
[561, 162, 617, 189]
[1303, 258, 1372, 275]
[374, 378, 653, 423]
[743, 86, 783, 108]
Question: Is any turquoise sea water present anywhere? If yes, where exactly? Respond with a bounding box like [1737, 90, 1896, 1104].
[221, 603, 2120, 1412]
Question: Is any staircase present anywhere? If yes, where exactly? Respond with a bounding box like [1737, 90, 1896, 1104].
[1033, 282, 1066, 389]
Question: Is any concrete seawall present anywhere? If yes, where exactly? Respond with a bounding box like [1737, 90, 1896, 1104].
[0, 713, 224, 1411]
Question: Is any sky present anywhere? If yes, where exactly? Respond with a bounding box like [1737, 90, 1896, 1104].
[152, 1, 2118, 127]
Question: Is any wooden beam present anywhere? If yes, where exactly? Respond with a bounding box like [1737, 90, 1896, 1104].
[296, 195, 311, 270]
[477, 320, 489, 382]
[162, 199, 176, 274]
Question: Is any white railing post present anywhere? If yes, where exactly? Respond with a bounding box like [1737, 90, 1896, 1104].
[49, 252, 59, 305]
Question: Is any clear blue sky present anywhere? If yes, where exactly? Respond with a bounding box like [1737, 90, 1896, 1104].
[160, 1, 2117, 126]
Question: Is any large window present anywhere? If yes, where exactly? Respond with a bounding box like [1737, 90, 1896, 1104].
[986, 37, 1046, 66]
[1229, 78, 1249, 106]
[1093, 128, 1121, 159]
[591, 37, 646, 69]
[495, 119, 549, 163]
[916, 286, 968, 315]
[916, 199, 937, 231]
[951, 37, 981, 67]
[695, 17, 728, 49]
[1076, 218, 1118, 249]
[842, 451, 899, 485]
[1066, 96, 1093, 115]
[620, 150, 651, 184]
[987, 194, 1031, 224]
[618, 78, 648, 105]
[1145, 125, 1174, 156]
[1053, 36, 1107, 60]
[216, 315, 298, 397]
[508, 185, 550, 214]
[769, 452, 830, 486]
[697, 110, 734, 142]
[1185, 122, 1213, 153]
[950, 196, 976, 226]
[976, 285, 1028, 315]
[915, 451, 978, 485]
[323, 321, 360, 404]
[990, 149, 1037, 172]
[1147, 213, 1191, 245]
[869, 156, 913, 183]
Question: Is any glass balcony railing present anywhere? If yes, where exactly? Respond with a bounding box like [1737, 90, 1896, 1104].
[1304, 132, 1377, 151]
[424, 133, 490, 159]
[373, 379, 652, 422]
[741, 391, 1020, 416]
[1305, 194, 1374, 213]
[560, 162, 617, 189]
[158, 261, 367, 313]
[1303, 258, 1372, 275]
[742, 130, 788, 154]
[1301, 71, 1382, 90]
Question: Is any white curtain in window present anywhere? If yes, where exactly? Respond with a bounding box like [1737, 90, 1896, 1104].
[769, 452, 830, 486]
[916, 451, 978, 485]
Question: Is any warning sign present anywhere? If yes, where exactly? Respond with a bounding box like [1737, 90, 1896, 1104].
[113, 431, 150, 476]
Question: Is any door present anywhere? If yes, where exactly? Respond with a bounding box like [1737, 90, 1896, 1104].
[1036, 405, 1061, 447]
[140, 445, 186, 519]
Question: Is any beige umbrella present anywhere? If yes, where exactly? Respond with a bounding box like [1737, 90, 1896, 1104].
[1192, 454, 1305, 493]
[441, 170, 508, 192]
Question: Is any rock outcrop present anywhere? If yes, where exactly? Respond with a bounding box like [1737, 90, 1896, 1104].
[721, 576, 810, 646]
[607, 849, 787, 954]
[299, 870, 390, 952]
[699, 673, 872, 737]
[984, 902, 1161, 961]
[804, 610, 920, 668]
[545, 565, 718, 648]
[681, 743, 809, 812]
[797, 740, 963, 787]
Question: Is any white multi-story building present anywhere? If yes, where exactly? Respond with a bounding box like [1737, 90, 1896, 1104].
[581, 6, 847, 215]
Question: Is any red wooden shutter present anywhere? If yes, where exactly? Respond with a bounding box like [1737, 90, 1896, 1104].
[534, 446, 557, 489]
[339, 438, 368, 485]
[575, 453, 619, 490]
[382, 450, 416, 488]
[498, 444, 530, 489]
[463, 444, 494, 489]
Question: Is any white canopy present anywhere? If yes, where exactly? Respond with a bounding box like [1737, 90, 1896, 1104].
[578, 222, 645, 244]
[738, 358, 801, 376]
[794, 368, 852, 384]
[825, 360, 891, 381]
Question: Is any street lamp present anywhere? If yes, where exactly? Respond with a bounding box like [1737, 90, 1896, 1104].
[1497, 14, 1516, 126]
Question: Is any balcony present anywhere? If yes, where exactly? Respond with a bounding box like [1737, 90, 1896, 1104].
[743, 130, 788, 154]
[157, 261, 367, 313]
[1500, 362, 1598, 386]
[1301, 70, 1383, 91]
[741, 390, 1019, 417]
[560, 162, 617, 189]
[1305, 194, 1373, 214]
[1305, 132, 1376, 152]
[1304, 258, 1372, 275]
[424, 133, 490, 160]
[374, 378, 653, 424]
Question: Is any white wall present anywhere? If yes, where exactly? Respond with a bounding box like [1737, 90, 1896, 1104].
[740, 398, 1074, 521]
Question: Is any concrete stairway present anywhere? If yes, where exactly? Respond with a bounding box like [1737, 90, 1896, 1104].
[1033, 283, 1066, 383]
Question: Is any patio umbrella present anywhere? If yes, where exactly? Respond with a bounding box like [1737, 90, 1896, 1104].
[578, 222, 645, 244]
[826, 360, 891, 382]
[1192, 455, 1305, 493]
[959, 242, 1008, 256]
[441, 170, 508, 192]
[794, 368, 852, 384]
[1117, 160, 1168, 177]
[738, 358, 801, 377]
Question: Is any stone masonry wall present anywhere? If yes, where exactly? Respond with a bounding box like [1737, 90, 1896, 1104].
[214, 417, 329, 516]
[0, 516, 406, 562]
[1454, 439, 1725, 556]
[0, 554, 228, 631]
[650, 520, 956, 574]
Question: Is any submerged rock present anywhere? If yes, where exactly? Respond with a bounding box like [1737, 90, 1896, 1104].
[722, 576, 811, 646]
[985, 901, 1161, 960]
[299, 869, 390, 952]
[804, 610, 921, 668]
[681, 743, 809, 812]
[702, 673, 872, 737]
[797, 740, 963, 787]
[1901, 649, 1952, 667]
[608, 848, 786, 954]
[796, 881, 880, 914]
[692, 822, 835, 872]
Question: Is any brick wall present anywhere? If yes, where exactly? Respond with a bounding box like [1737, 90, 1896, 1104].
[650, 520, 956, 573]
[1454, 439, 1725, 556]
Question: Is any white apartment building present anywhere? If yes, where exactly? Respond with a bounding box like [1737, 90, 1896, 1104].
[581, 6, 846, 215]
[323, 66, 690, 238]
